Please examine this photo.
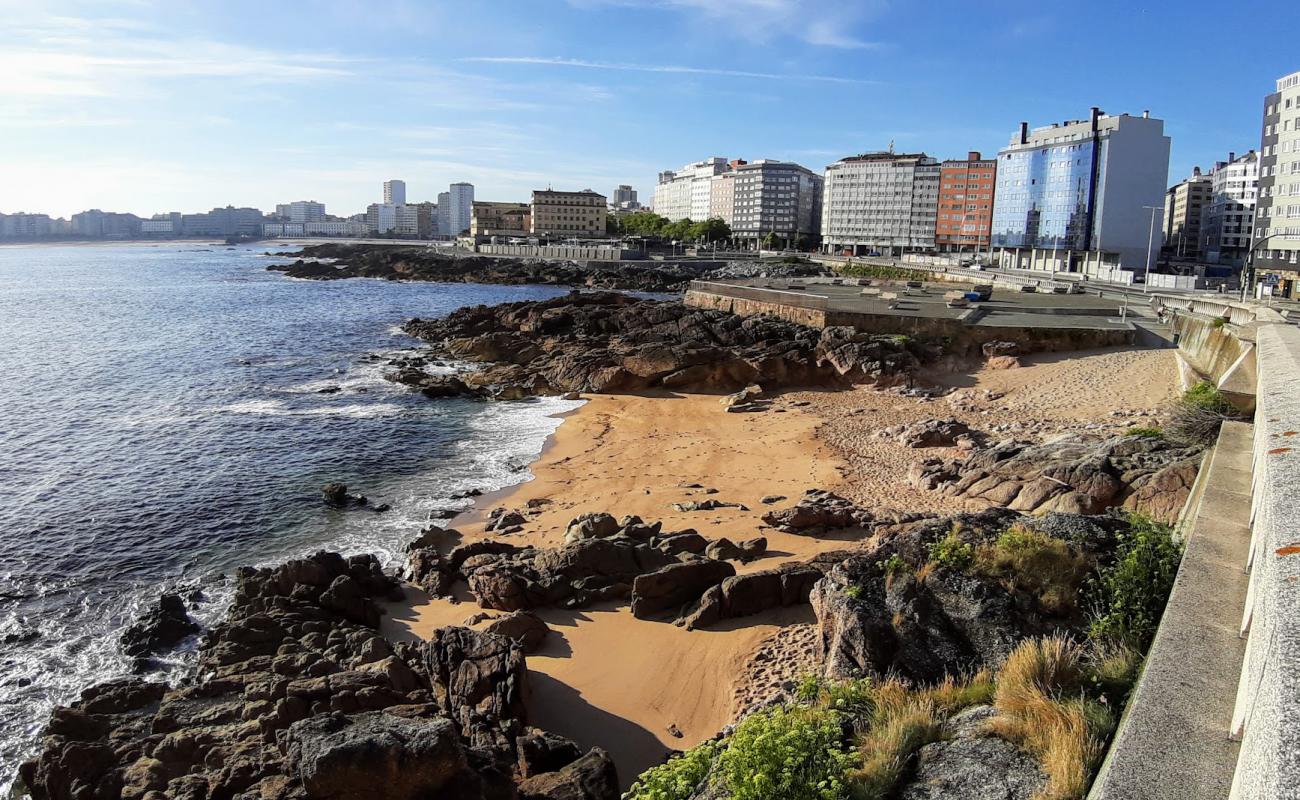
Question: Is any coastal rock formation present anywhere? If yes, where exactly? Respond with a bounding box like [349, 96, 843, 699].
[907, 433, 1200, 521]
[878, 418, 981, 449]
[897, 706, 1046, 800]
[760, 489, 877, 534]
[810, 509, 1127, 682]
[20, 551, 617, 800]
[119, 593, 199, 663]
[267, 243, 829, 293]
[396, 292, 924, 398]
[679, 563, 825, 630]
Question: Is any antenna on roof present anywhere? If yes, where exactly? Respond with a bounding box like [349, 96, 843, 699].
[888, 140, 895, 154]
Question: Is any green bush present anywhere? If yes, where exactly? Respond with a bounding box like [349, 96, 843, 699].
[1182, 381, 1234, 414]
[876, 554, 908, 577]
[928, 532, 973, 571]
[1123, 426, 1164, 439]
[974, 524, 1089, 615]
[716, 705, 855, 800]
[1088, 513, 1183, 648]
[835, 263, 937, 283]
[843, 584, 864, 600]
[624, 741, 720, 800]
[1210, 316, 1228, 328]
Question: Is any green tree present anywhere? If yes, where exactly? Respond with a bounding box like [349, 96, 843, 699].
[618, 211, 669, 236]
[663, 218, 694, 241]
[689, 217, 731, 243]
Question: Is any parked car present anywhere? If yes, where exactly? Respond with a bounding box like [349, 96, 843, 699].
[1019, 284, 1038, 293]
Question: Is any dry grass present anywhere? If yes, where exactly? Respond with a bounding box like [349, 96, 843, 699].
[847, 672, 996, 800]
[991, 637, 1114, 800]
[974, 525, 1089, 616]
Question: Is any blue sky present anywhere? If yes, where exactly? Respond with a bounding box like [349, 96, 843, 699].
[0, 0, 1291, 219]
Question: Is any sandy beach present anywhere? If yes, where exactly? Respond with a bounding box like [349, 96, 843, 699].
[382, 345, 1180, 783]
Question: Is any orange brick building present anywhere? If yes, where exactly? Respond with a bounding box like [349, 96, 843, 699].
[936, 151, 997, 252]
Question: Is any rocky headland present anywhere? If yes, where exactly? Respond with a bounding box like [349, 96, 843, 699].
[265, 243, 828, 293]
[390, 291, 925, 399]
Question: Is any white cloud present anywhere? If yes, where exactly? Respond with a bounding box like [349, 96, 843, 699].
[567, 0, 887, 49]
[462, 56, 873, 84]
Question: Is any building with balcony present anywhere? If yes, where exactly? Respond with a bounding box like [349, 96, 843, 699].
[653, 158, 733, 222]
[530, 189, 607, 238]
[935, 152, 997, 252]
[820, 151, 940, 256]
[730, 160, 821, 249]
[1201, 152, 1258, 266]
[1163, 167, 1212, 259]
[990, 108, 1171, 276]
[1254, 70, 1300, 294]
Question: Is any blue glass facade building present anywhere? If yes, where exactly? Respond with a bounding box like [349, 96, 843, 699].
[990, 140, 1098, 251]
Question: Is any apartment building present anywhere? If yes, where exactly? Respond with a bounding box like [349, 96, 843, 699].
[653, 158, 732, 221]
[990, 108, 1170, 275]
[1254, 70, 1300, 295]
[365, 203, 398, 234]
[471, 202, 531, 237]
[1201, 151, 1258, 266]
[530, 189, 608, 238]
[820, 151, 940, 256]
[383, 180, 406, 206]
[1162, 168, 1212, 259]
[730, 160, 822, 249]
[280, 201, 326, 223]
[709, 172, 736, 225]
[935, 152, 997, 252]
[180, 206, 265, 237]
[447, 183, 474, 236]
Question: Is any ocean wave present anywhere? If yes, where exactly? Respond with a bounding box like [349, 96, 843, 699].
[216, 399, 407, 418]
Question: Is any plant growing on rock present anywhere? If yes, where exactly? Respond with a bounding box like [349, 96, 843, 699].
[716, 705, 856, 800]
[1123, 426, 1164, 439]
[1087, 513, 1182, 649]
[623, 740, 720, 800]
[974, 524, 1089, 616]
[928, 528, 974, 571]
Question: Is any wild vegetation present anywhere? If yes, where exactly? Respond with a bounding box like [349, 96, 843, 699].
[1166, 380, 1244, 446]
[833, 262, 943, 283]
[625, 512, 1182, 800]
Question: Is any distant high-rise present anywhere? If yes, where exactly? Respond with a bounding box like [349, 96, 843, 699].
[383, 180, 406, 206]
[1201, 151, 1258, 266]
[436, 191, 451, 236]
[612, 185, 639, 209]
[1253, 70, 1300, 293]
[281, 201, 326, 224]
[730, 160, 822, 250]
[990, 108, 1170, 274]
[448, 183, 474, 236]
[1163, 167, 1212, 259]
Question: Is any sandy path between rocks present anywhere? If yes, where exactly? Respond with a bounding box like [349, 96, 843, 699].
[382, 347, 1180, 786]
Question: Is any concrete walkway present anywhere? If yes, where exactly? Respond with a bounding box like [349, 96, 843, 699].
[1090, 420, 1254, 799]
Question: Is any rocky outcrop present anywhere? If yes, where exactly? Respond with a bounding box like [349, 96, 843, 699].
[630, 560, 736, 619]
[908, 434, 1201, 519]
[119, 593, 199, 664]
[395, 293, 924, 398]
[878, 418, 981, 449]
[762, 490, 876, 534]
[20, 551, 616, 800]
[810, 509, 1127, 682]
[679, 563, 825, 630]
[897, 706, 1046, 800]
[268, 243, 829, 293]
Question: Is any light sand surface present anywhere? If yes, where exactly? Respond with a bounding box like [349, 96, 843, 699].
[382, 347, 1180, 785]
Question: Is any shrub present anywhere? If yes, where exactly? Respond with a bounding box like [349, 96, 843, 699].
[1123, 426, 1164, 439]
[928, 531, 973, 571]
[1167, 381, 1241, 446]
[843, 584, 864, 600]
[716, 705, 855, 800]
[1086, 641, 1144, 709]
[624, 741, 720, 800]
[974, 525, 1089, 615]
[1088, 513, 1182, 649]
[1210, 315, 1228, 328]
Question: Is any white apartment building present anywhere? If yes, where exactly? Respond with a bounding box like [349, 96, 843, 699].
[447, 182, 474, 236]
[653, 157, 731, 221]
[286, 201, 326, 224]
[1201, 152, 1258, 266]
[366, 203, 398, 234]
[730, 160, 822, 249]
[394, 205, 419, 236]
[383, 180, 406, 206]
[1255, 70, 1300, 286]
[140, 220, 174, 235]
[821, 152, 940, 256]
[303, 221, 352, 236]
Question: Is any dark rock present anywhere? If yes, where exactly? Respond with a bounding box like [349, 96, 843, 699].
[284, 712, 472, 800]
[631, 560, 736, 619]
[517, 748, 619, 800]
[516, 730, 583, 778]
[120, 593, 199, 659]
[482, 611, 551, 652]
[761, 489, 873, 533]
[424, 627, 528, 755]
[564, 513, 621, 544]
[322, 482, 368, 508]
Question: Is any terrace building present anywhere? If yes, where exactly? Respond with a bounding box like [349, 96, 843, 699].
[471, 202, 531, 238]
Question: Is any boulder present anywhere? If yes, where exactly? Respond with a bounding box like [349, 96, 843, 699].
[981, 341, 1020, 358]
[631, 560, 736, 619]
[120, 593, 199, 660]
[483, 611, 552, 652]
[564, 513, 621, 544]
[898, 707, 1045, 800]
[322, 482, 367, 508]
[423, 627, 528, 755]
[517, 748, 619, 800]
[761, 489, 873, 533]
[284, 712, 471, 800]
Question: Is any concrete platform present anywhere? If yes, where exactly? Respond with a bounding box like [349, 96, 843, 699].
[1089, 420, 1253, 800]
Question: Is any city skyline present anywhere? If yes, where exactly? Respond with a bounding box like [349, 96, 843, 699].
[0, 0, 1291, 218]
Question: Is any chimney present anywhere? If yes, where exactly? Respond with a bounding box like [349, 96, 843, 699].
[1089, 107, 1101, 132]
[968, 151, 981, 161]
[1019, 122, 1029, 144]
[1229, 152, 1236, 162]
[1142, 109, 1150, 118]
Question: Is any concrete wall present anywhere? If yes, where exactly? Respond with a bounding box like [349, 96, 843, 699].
[1228, 322, 1300, 799]
[475, 244, 638, 261]
[683, 289, 827, 328]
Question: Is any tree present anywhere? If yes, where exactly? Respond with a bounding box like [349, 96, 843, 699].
[688, 217, 731, 244]
[617, 211, 669, 237]
[762, 231, 780, 250]
[662, 218, 694, 241]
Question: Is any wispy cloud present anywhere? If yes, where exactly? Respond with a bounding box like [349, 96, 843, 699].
[462, 56, 873, 85]
[566, 0, 888, 49]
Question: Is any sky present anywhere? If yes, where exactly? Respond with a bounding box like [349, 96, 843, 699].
[0, 0, 1292, 219]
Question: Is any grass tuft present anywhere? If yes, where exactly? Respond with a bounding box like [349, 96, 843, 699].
[974, 524, 1089, 616]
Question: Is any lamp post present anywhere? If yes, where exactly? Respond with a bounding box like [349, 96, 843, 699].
[1241, 233, 1283, 302]
[1142, 205, 1164, 294]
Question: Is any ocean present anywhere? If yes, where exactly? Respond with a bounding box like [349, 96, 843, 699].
[0, 242, 579, 790]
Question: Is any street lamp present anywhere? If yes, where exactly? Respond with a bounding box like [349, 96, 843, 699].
[1142, 205, 1164, 294]
[1241, 232, 1285, 302]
